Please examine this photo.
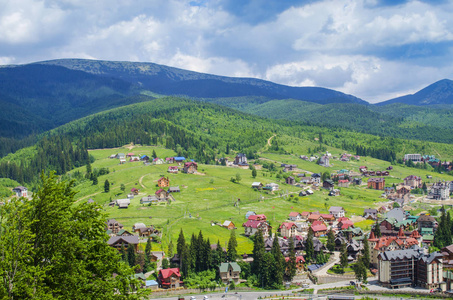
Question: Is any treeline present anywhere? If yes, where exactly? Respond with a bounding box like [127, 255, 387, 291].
[0, 136, 88, 186]
[433, 207, 453, 249]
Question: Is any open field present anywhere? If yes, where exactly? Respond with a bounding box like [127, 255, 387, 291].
[68, 140, 453, 253]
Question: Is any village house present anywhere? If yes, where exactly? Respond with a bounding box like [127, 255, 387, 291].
[140, 195, 159, 205]
[338, 179, 350, 188]
[141, 155, 150, 162]
[323, 179, 335, 190]
[168, 186, 180, 193]
[153, 158, 165, 164]
[158, 177, 170, 187]
[404, 153, 422, 162]
[126, 153, 134, 158]
[167, 166, 178, 173]
[174, 156, 185, 163]
[279, 222, 297, 238]
[404, 175, 422, 189]
[429, 181, 450, 200]
[329, 206, 345, 219]
[248, 214, 267, 221]
[12, 186, 28, 198]
[288, 212, 302, 221]
[158, 268, 183, 289]
[353, 177, 362, 185]
[155, 189, 169, 201]
[243, 219, 271, 237]
[245, 211, 256, 219]
[417, 214, 437, 233]
[320, 214, 335, 223]
[166, 157, 174, 164]
[106, 219, 124, 234]
[310, 223, 327, 237]
[286, 176, 296, 185]
[318, 155, 330, 167]
[329, 189, 340, 196]
[222, 220, 236, 230]
[219, 262, 241, 284]
[264, 183, 279, 191]
[130, 188, 139, 195]
[311, 173, 321, 184]
[368, 177, 385, 190]
[308, 213, 323, 223]
[183, 162, 198, 174]
[234, 153, 247, 165]
[285, 256, 305, 272]
[116, 198, 131, 209]
[395, 185, 411, 198]
[363, 208, 378, 220]
[300, 211, 310, 220]
[251, 182, 263, 190]
[130, 156, 140, 162]
[107, 235, 139, 252]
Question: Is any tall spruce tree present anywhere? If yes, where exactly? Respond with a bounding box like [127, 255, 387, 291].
[362, 236, 370, 268]
[104, 179, 110, 192]
[227, 229, 238, 262]
[373, 221, 381, 238]
[305, 229, 314, 263]
[340, 243, 348, 270]
[271, 236, 284, 287]
[286, 237, 297, 281]
[127, 243, 136, 267]
[327, 229, 335, 252]
[252, 230, 265, 279]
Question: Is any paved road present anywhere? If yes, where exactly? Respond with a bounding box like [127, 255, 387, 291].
[312, 251, 340, 276]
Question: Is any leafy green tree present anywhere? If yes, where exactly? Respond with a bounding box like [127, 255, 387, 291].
[127, 243, 136, 267]
[92, 174, 98, 185]
[227, 230, 238, 262]
[104, 179, 110, 192]
[2, 172, 145, 299]
[120, 183, 126, 192]
[327, 229, 335, 252]
[0, 197, 37, 299]
[235, 173, 242, 183]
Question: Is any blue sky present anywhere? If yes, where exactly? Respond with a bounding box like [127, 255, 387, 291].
[1, 0, 453, 102]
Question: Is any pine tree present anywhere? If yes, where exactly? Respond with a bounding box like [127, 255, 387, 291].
[121, 243, 127, 262]
[168, 240, 174, 258]
[177, 229, 185, 257]
[152, 149, 157, 159]
[362, 236, 370, 268]
[92, 174, 98, 185]
[127, 243, 136, 267]
[305, 229, 314, 263]
[252, 168, 257, 178]
[373, 221, 381, 238]
[327, 229, 335, 252]
[252, 230, 265, 276]
[286, 238, 297, 280]
[227, 229, 238, 262]
[104, 179, 110, 192]
[340, 243, 348, 271]
[162, 258, 169, 269]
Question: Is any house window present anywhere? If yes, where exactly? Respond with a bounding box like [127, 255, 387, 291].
[229, 269, 232, 277]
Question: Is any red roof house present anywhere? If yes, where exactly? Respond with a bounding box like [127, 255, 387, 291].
[158, 268, 182, 288]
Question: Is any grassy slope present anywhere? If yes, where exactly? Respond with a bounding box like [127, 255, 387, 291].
[69, 138, 453, 254]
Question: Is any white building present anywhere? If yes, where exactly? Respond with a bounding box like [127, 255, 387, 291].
[404, 154, 422, 162]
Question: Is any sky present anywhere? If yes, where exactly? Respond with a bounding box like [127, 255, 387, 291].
[1, 0, 453, 103]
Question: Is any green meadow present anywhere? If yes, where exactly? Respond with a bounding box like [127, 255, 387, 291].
[68, 140, 452, 253]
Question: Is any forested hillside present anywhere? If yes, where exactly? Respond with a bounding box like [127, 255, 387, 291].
[3, 97, 453, 189]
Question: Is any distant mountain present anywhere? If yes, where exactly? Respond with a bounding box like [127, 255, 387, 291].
[377, 79, 453, 106]
[37, 59, 368, 105]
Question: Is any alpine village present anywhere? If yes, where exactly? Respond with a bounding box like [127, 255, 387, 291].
[3, 60, 453, 300]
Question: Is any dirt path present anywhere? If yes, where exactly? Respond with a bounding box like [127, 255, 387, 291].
[139, 174, 148, 188]
[267, 134, 276, 147]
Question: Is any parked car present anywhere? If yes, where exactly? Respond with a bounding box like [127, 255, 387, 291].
[302, 283, 310, 288]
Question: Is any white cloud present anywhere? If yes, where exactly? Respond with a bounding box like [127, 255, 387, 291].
[1, 0, 453, 101]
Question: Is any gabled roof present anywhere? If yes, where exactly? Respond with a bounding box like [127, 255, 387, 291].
[280, 222, 296, 230]
[219, 262, 241, 273]
[107, 235, 139, 245]
[329, 206, 344, 213]
[159, 268, 181, 279]
[242, 220, 268, 228]
[311, 224, 327, 232]
[289, 212, 301, 217]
